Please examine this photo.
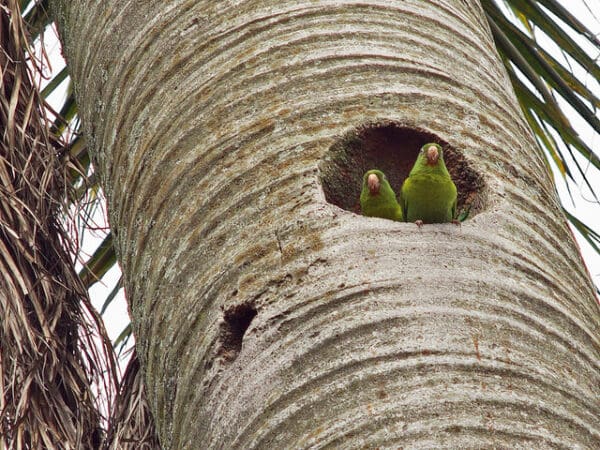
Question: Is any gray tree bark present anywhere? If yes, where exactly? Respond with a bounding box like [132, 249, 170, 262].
[52, 0, 600, 448]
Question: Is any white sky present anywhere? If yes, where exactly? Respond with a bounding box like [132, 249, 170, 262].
[36, 0, 600, 355]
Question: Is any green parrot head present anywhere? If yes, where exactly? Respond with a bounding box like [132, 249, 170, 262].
[362, 169, 390, 197]
[408, 142, 451, 178]
[421, 142, 443, 166]
[364, 170, 383, 195]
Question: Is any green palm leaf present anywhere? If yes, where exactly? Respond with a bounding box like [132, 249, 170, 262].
[483, 0, 600, 266]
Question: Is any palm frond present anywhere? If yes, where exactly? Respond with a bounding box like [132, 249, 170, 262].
[483, 0, 600, 282]
[22, 0, 50, 41]
[563, 208, 600, 253]
[0, 1, 117, 448]
[105, 352, 161, 450]
[78, 232, 117, 289]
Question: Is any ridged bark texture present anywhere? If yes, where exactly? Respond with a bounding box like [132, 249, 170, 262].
[52, 0, 599, 448]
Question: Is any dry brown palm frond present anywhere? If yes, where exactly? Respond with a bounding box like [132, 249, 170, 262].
[0, 1, 118, 448]
[105, 351, 160, 450]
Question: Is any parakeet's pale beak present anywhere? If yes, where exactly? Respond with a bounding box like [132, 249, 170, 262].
[367, 173, 380, 194]
[426, 145, 439, 165]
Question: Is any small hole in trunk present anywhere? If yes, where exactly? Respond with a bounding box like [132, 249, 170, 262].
[217, 304, 257, 362]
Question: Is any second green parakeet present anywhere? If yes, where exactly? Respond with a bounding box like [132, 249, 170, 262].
[400, 143, 457, 225]
[360, 169, 403, 221]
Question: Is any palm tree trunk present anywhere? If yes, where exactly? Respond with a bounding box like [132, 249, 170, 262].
[52, 0, 600, 448]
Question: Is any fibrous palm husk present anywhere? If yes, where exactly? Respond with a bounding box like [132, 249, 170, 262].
[105, 351, 160, 450]
[0, 1, 117, 448]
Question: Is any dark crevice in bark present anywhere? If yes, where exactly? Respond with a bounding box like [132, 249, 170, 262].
[319, 121, 485, 219]
[217, 303, 258, 362]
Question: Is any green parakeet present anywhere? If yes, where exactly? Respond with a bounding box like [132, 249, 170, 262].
[401, 143, 457, 225]
[360, 169, 403, 221]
